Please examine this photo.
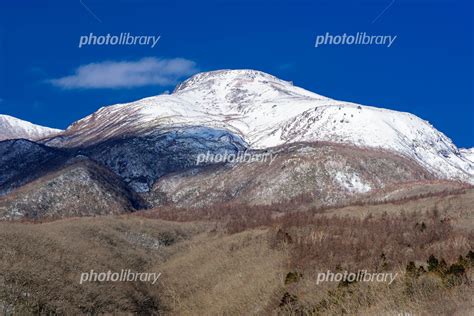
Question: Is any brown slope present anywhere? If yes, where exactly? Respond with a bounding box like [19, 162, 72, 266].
[0, 158, 146, 220]
[145, 142, 437, 208]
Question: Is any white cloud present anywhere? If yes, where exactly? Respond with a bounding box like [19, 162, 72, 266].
[49, 57, 198, 89]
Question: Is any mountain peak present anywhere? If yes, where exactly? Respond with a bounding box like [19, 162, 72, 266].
[173, 69, 288, 93]
[0, 114, 62, 141]
[171, 69, 329, 116]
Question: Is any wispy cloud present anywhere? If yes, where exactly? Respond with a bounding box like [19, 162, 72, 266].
[48, 57, 198, 89]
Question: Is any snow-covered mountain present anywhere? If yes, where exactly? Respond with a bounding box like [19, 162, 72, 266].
[460, 148, 474, 164]
[0, 114, 62, 141]
[43, 69, 474, 184]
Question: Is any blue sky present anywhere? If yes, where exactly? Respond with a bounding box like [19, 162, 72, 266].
[0, 0, 472, 147]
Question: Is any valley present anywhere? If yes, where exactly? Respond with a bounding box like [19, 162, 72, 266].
[0, 188, 472, 314]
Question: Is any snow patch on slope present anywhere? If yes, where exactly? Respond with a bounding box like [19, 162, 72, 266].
[0, 115, 62, 141]
[334, 171, 372, 193]
[460, 148, 474, 164]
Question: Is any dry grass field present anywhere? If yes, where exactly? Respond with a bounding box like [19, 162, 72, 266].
[0, 188, 473, 315]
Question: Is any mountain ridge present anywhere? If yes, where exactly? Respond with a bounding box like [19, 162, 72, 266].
[0, 114, 62, 141]
[40, 69, 474, 184]
[0, 68, 472, 220]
